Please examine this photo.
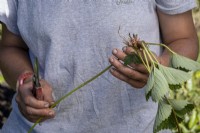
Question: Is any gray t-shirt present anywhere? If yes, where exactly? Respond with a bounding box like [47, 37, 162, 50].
[0, 0, 196, 133]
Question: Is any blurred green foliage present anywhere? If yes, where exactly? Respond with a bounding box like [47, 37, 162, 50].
[173, 71, 200, 133]
[0, 24, 4, 84]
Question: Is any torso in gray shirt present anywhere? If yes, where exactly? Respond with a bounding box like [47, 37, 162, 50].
[0, 0, 196, 133]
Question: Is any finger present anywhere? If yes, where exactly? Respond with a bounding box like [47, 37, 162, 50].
[18, 105, 54, 123]
[122, 46, 135, 55]
[110, 68, 146, 88]
[18, 101, 55, 118]
[134, 64, 149, 74]
[112, 48, 127, 61]
[18, 104, 39, 122]
[113, 48, 149, 74]
[109, 56, 148, 81]
[17, 84, 51, 109]
[24, 106, 55, 117]
[40, 80, 55, 104]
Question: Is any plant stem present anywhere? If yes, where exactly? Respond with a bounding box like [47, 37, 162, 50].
[28, 65, 112, 133]
[165, 97, 181, 133]
[146, 48, 159, 64]
[138, 51, 150, 73]
[147, 42, 177, 55]
[171, 109, 181, 133]
[141, 42, 156, 68]
[142, 50, 151, 72]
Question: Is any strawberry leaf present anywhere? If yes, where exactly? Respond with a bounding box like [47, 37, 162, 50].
[151, 67, 169, 102]
[124, 53, 142, 66]
[168, 99, 194, 118]
[158, 64, 192, 85]
[153, 100, 173, 133]
[171, 54, 200, 71]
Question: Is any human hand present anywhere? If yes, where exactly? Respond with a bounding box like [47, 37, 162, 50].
[16, 74, 55, 123]
[109, 46, 150, 88]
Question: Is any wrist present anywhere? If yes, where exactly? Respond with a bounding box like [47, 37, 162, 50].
[158, 55, 171, 67]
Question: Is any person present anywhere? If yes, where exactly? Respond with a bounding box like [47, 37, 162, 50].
[0, 0, 199, 133]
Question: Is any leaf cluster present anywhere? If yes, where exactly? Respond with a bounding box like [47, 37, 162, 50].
[123, 38, 200, 133]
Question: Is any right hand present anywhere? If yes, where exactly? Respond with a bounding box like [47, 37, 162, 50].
[16, 77, 55, 123]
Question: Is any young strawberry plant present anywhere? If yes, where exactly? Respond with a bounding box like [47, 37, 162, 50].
[28, 34, 200, 133]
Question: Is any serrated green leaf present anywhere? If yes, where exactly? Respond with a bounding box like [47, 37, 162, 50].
[169, 84, 181, 90]
[158, 64, 192, 85]
[168, 99, 191, 111]
[154, 112, 177, 133]
[123, 53, 142, 66]
[153, 100, 173, 133]
[171, 54, 200, 71]
[168, 99, 194, 118]
[145, 70, 154, 101]
[151, 67, 169, 102]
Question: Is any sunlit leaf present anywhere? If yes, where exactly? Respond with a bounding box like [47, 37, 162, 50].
[158, 64, 192, 85]
[171, 54, 200, 71]
[124, 53, 142, 66]
[151, 67, 169, 102]
[168, 99, 194, 118]
[194, 70, 200, 79]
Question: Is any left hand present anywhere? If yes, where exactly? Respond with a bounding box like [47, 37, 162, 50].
[109, 46, 149, 89]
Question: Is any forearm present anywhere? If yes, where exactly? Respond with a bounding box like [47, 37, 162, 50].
[157, 9, 199, 67]
[0, 46, 33, 89]
[159, 37, 199, 66]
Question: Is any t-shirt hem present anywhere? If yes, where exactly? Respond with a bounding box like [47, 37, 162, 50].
[156, 1, 197, 15]
[0, 17, 20, 36]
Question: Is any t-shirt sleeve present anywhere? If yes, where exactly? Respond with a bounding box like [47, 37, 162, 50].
[0, 0, 19, 35]
[155, 0, 197, 15]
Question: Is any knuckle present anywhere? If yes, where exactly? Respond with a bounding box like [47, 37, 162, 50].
[25, 107, 32, 115]
[24, 96, 31, 105]
[117, 64, 125, 71]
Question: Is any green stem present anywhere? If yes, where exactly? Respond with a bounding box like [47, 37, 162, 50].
[147, 42, 177, 55]
[165, 97, 181, 133]
[138, 51, 150, 73]
[141, 42, 156, 68]
[146, 48, 159, 64]
[142, 50, 151, 72]
[28, 65, 112, 133]
[171, 109, 181, 133]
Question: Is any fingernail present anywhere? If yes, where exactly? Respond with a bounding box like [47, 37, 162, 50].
[113, 49, 117, 54]
[122, 46, 127, 52]
[109, 57, 114, 63]
[44, 103, 49, 108]
[49, 111, 54, 116]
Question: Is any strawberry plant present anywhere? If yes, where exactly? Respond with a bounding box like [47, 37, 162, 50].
[28, 34, 200, 133]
